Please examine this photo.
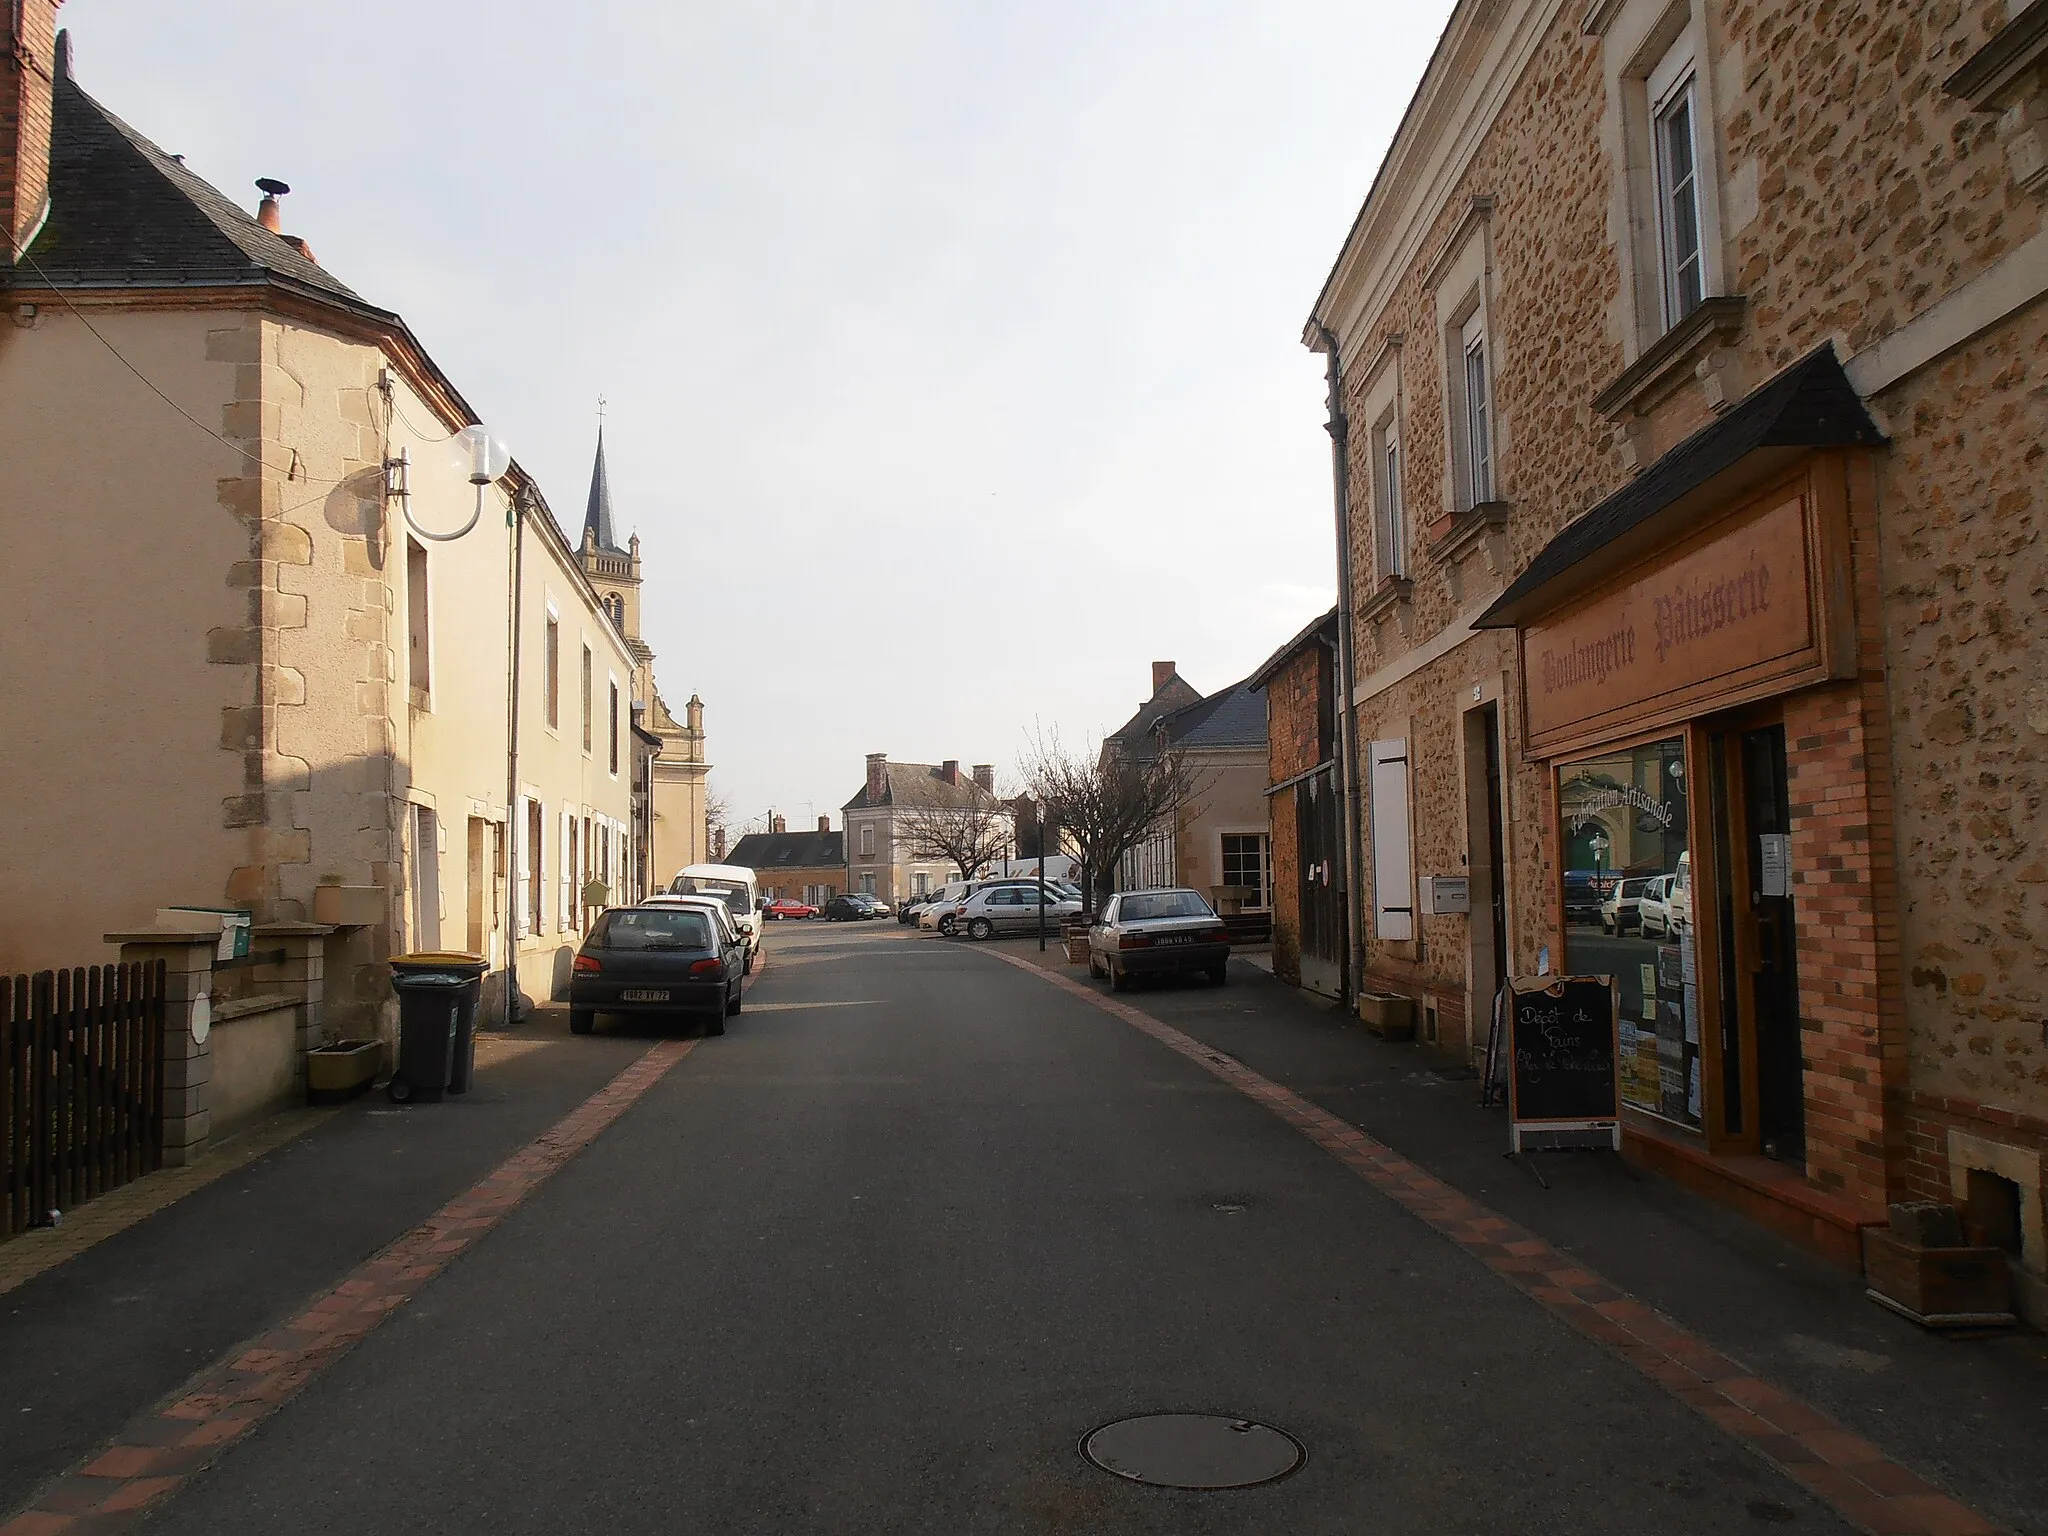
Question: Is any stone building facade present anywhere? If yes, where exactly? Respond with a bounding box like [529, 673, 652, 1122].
[842, 757, 1002, 905]
[1249, 612, 1344, 995]
[1306, 0, 2047, 1306]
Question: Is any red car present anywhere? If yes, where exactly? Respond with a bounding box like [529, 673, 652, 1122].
[763, 898, 818, 921]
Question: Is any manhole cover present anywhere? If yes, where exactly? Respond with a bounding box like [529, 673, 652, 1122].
[1082, 1414, 1305, 1489]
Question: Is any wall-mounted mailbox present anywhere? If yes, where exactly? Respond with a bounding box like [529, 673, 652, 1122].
[1419, 876, 1471, 916]
[155, 906, 251, 961]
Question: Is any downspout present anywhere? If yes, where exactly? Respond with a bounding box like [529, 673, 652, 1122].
[1315, 322, 1366, 1008]
[501, 487, 528, 1030]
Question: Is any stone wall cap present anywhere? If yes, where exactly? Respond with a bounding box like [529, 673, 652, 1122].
[104, 929, 222, 946]
[251, 921, 337, 937]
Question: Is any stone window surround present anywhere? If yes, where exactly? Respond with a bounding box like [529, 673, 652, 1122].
[1357, 331, 1406, 585]
[1942, 0, 2048, 196]
[1425, 196, 1497, 530]
[1585, 0, 1735, 366]
[541, 599, 561, 735]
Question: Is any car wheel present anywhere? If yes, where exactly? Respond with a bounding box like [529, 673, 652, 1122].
[939, 915, 957, 936]
[1207, 962, 1229, 986]
[1110, 963, 1130, 993]
[387, 1074, 413, 1102]
[967, 916, 994, 941]
[743, 948, 754, 975]
[569, 1009, 594, 1036]
[1087, 953, 1106, 980]
[705, 1009, 726, 1036]
[725, 984, 742, 1018]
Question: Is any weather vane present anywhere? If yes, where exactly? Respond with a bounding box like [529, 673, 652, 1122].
[597, 394, 607, 428]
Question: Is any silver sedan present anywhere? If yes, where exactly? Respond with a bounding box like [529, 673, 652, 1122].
[1086, 888, 1232, 990]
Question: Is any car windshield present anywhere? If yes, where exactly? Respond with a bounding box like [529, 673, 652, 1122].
[1621, 878, 1650, 896]
[1119, 891, 1214, 921]
[594, 909, 711, 950]
[675, 877, 749, 915]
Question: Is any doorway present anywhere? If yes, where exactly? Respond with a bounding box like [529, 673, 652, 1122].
[1464, 703, 1510, 1015]
[1711, 720, 1805, 1165]
[1296, 765, 1346, 999]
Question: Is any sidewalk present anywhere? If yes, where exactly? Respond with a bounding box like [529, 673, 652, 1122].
[988, 934, 2048, 1536]
[0, 1008, 650, 1513]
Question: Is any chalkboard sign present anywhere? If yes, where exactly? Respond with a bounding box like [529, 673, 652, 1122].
[1506, 974, 1620, 1152]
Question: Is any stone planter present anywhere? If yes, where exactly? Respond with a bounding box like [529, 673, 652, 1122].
[307, 1040, 381, 1105]
[1358, 992, 1415, 1041]
[1862, 1226, 2015, 1328]
[1064, 932, 1091, 965]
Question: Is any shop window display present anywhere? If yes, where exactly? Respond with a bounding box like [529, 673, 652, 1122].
[1558, 738, 1700, 1129]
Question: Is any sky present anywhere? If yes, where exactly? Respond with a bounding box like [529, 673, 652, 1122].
[58, 0, 1452, 835]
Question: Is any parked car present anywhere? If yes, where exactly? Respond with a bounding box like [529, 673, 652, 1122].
[1562, 869, 1616, 926]
[569, 904, 742, 1036]
[763, 898, 818, 921]
[849, 894, 890, 919]
[1638, 875, 1677, 938]
[1086, 888, 1231, 990]
[642, 891, 750, 972]
[669, 863, 762, 963]
[918, 881, 982, 934]
[1600, 876, 1654, 935]
[822, 894, 870, 921]
[952, 884, 1082, 940]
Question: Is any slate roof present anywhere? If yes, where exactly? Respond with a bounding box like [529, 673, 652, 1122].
[11, 66, 384, 322]
[842, 763, 999, 813]
[1119, 678, 1269, 761]
[583, 430, 624, 553]
[1105, 669, 1203, 753]
[1476, 345, 1886, 628]
[726, 829, 845, 870]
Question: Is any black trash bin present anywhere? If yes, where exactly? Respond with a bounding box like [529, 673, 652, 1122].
[388, 952, 488, 1103]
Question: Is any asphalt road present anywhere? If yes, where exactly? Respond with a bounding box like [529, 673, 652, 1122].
[146, 921, 1851, 1535]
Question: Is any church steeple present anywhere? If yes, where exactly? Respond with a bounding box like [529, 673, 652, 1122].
[583, 428, 624, 554]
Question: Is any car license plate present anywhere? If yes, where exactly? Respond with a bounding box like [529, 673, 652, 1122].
[1159, 935, 1194, 946]
[620, 989, 669, 1002]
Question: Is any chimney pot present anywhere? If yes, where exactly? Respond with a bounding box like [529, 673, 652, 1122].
[771, 814, 786, 834]
[971, 764, 994, 792]
[253, 178, 290, 233]
[818, 815, 831, 833]
[1151, 661, 1176, 696]
[865, 752, 888, 802]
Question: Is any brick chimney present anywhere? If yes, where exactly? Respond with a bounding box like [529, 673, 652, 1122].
[865, 752, 887, 802]
[817, 814, 831, 833]
[1151, 660, 1177, 696]
[771, 813, 786, 834]
[971, 764, 994, 792]
[3, 5, 64, 263]
[941, 759, 959, 786]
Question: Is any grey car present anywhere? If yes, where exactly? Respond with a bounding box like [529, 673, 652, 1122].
[568, 904, 743, 1036]
[953, 883, 1081, 940]
[1087, 888, 1231, 990]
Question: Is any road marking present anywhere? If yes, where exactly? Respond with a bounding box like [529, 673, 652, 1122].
[986, 951, 2002, 1536]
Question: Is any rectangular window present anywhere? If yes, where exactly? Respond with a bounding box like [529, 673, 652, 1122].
[406, 537, 431, 707]
[1220, 833, 1269, 910]
[580, 645, 594, 754]
[859, 872, 876, 895]
[608, 681, 621, 775]
[860, 825, 874, 858]
[1558, 738, 1696, 1127]
[1460, 309, 1492, 507]
[912, 872, 929, 897]
[1370, 411, 1405, 580]
[1368, 738, 1414, 941]
[544, 614, 560, 730]
[1655, 78, 1705, 326]
[560, 811, 574, 932]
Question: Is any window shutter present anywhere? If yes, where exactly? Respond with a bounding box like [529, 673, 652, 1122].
[515, 805, 533, 939]
[559, 812, 573, 932]
[1369, 738, 1414, 941]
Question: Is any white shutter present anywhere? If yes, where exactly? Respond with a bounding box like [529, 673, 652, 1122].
[1369, 738, 1414, 941]
[515, 803, 533, 939]
[559, 812, 573, 932]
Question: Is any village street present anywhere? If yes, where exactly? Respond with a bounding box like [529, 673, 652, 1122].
[4, 925, 2042, 1536]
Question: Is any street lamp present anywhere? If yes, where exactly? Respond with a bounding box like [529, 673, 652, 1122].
[389, 422, 512, 543]
[1036, 796, 1050, 953]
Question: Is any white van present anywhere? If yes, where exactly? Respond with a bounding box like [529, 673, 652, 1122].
[671, 863, 762, 965]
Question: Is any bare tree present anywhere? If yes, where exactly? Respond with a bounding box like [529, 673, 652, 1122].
[703, 780, 733, 857]
[1022, 728, 1207, 914]
[893, 779, 1015, 881]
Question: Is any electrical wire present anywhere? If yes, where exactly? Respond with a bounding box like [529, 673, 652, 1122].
[15, 248, 358, 485]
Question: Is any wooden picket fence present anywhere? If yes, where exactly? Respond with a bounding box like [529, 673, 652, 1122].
[2, 962, 166, 1240]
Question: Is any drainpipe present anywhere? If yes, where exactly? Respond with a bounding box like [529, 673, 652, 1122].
[501, 487, 529, 1030]
[1315, 322, 1366, 1008]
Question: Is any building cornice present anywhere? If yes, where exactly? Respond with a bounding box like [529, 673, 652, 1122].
[1307, 0, 1570, 366]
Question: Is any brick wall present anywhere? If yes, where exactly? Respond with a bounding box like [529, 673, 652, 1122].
[1271, 786, 1302, 986]
[1, 1, 62, 259]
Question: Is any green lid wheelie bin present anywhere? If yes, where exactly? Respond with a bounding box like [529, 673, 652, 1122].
[387, 952, 487, 1102]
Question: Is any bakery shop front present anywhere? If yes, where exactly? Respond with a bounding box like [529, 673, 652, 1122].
[1477, 347, 1894, 1261]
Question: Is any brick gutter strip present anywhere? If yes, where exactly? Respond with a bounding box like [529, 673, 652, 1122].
[0, 1038, 697, 1536]
[992, 951, 2005, 1536]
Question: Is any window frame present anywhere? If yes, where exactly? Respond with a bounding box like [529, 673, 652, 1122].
[1357, 344, 1405, 586]
[1460, 307, 1493, 508]
[543, 608, 561, 733]
[608, 676, 621, 776]
[1651, 62, 1705, 329]
[580, 643, 594, 755]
